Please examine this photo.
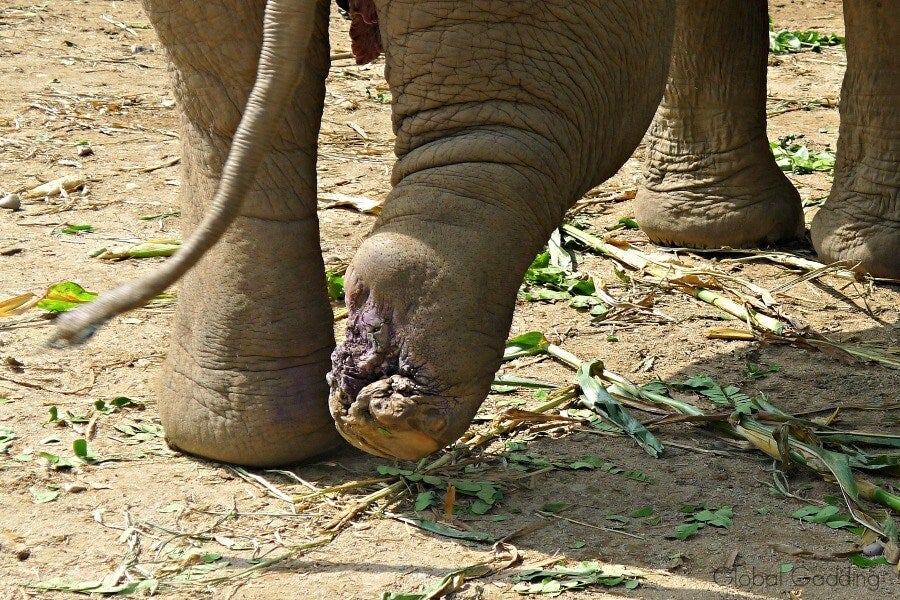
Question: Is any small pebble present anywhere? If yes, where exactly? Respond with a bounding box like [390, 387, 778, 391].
[76, 143, 93, 157]
[861, 540, 884, 557]
[0, 193, 21, 210]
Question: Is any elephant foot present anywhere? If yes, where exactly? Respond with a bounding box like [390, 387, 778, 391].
[635, 138, 804, 248]
[329, 172, 544, 460]
[157, 217, 342, 467]
[811, 192, 900, 280]
[329, 233, 502, 460]
[160, 342, 341, 467]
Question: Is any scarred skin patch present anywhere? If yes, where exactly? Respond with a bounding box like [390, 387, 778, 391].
[328, 282, 453, 459]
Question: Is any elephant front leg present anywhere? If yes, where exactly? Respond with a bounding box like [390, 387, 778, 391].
[811, 0, 900, 279]
[635, 0, 804, 248]
[145, 0, 340, 466]
[329, 1, 673, 459]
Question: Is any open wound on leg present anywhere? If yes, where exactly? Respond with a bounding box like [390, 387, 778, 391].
[329, 286, 449, 459]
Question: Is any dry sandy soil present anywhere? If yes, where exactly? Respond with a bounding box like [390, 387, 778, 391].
[0, 1, 897, 599]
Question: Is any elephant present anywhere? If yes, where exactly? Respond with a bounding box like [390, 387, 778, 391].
[54, 0, 898, 466]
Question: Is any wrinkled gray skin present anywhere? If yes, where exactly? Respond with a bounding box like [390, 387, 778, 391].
[56, 0, 898, 466]
[636, 0, 899, 279]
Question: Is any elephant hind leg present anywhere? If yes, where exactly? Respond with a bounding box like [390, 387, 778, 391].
[635, 0, 803, 249]
[811, 0, 900, 279]
[147, 0, 341, 466]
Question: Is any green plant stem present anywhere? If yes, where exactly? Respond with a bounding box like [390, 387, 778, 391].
[690, 289, 783, 335]
[561, 224, 785, 335]
[854, 478, 900, 513]
[492, 376, 558, 389]
[547, 344, 581, 369]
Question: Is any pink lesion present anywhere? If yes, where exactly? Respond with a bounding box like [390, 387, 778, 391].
[343, 0, 382, 65]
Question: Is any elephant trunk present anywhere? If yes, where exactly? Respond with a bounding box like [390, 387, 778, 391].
[51, 0, 317, 345]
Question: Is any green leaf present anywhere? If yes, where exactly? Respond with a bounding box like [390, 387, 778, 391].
[547, 228, 575, 272]
[640, 381, 669, 396]
[569, 294, 604, 310]
[769, 20, 844, 54]
[673, 523, 704, 540]
[817, 431, 900, 449]
[36, 282, 98, 313]
[72, 438, 89, 458]
[769, 135, 836, 174]
[94, 397, 139, 414]
[112, 422, 165, 443]
[674, 375, 750, 407]
[692, 507, 733, 528]
[392, 516, 494, 543]
[414, 491, 435, 512]
[804, 505, 840, 523]
[377, 465, 414, 477]
[65, 410, 90, 424]
[512, 561, 643, 594]
[563, 455, 651, 482]
[475, 485, 501, 504]
[450, 480, 483, 493]
[520, 247, 600, 306]
[803, 446, 859, 503]
[59, 224, 94, 235]
[791, 505, 822, 519]
[541, 502, 572, 514]
[325, 271, 345, 301]
[28, 578, 105, 593]
[576, 361, 663, 458]
[630, 505, 654, 518]
[568, 456, 606, 470]
[71, 439, 102, 463]
[603, 216, 640, 232]
[39, 451, 79, 469]
[520, 288, 571, 302]
[791, 504, 855, 530]
[29, 486, 60, 504]
[779, 563, 794, 573]
[503, 332, 550, 360]
[848, 554, 888, 568]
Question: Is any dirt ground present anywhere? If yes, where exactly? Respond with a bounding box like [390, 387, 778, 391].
[0, 1, 897, 599]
